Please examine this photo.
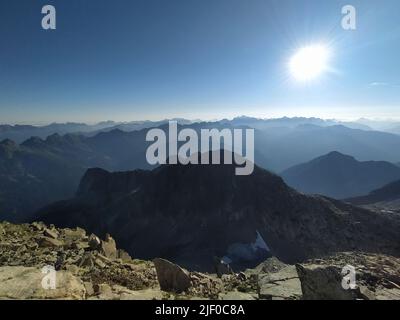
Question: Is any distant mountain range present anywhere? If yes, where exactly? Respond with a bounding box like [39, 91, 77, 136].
[0, 119, 197, 143]
[4, 117, 400, 221]
[5, 116, 400, 143]
[256, 124, 400, 171]
[0, 122, 113, 143]
[37, 158, 400, 271]
[225, 116, 372, 131]
[281, 151, 400, 199]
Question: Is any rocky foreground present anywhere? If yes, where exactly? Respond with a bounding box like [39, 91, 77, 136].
[0, 222, 399, 300]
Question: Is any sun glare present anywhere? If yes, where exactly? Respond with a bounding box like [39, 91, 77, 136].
[289, 45, 330, 82]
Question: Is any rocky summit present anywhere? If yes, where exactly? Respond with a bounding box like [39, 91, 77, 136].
[38, 161, 400, 271]
[0, 221, 399, 300]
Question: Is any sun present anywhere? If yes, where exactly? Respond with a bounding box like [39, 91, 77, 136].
[289, 45, 330, 82]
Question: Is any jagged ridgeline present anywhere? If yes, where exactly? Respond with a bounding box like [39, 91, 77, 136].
[38, 158, 400, 271]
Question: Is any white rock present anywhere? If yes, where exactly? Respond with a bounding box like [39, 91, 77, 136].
[0, 266, 86, 300]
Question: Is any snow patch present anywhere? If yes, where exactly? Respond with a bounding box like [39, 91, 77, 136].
[251, 231, 270, 252]
[224, 230, 271, 263]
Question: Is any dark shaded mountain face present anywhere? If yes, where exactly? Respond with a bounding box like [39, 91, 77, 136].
[281, 151, 400, 199]
[0, 137, 92, 222]
[0, 127, 160, 221]
[347, 180, 400, 205]
[0, 123, 265, 221]
[38, 162, 400, 272]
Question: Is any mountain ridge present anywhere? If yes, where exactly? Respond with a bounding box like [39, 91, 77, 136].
[281, 151, 400, 199]
[347, 179, 400, 205]
[38, 157, 400, 271]
[4, 120, 400, 221]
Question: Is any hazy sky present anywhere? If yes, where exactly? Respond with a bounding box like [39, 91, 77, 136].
[0, 0, 400, 124]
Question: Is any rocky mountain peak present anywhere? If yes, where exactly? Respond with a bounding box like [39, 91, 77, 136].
[39, 160, 400, 272]
[0, 138, 17, 147]
[46, 133, 63, 144]
[314, 151, 356, 163]
[76, 168, 151, 201]
[21, 136, 46, 148]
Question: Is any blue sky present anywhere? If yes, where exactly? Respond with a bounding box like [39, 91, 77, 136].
[0, 0, 399, 124]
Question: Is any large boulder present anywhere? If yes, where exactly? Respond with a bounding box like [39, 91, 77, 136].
[117, 249, 132, 262]
[63, 228, 87, 241]
[0, 266, 86, 300]
[100, 234, 117, 259]
[43, 228, 59, 240]
[38, 236, 63, 248]
[296, 264, 361, 300]
[153, 258, 191, 293]
[296, 252, 400, 300]
[258, 265, 302, 300]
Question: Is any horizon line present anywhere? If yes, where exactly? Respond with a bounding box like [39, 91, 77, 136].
[3, 115, 400, 127]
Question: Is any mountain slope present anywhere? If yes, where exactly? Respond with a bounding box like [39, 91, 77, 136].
[0, 138, 87, 222]
[0, 128, 155, 221]
[347, 180, 400, 205]
[38, 160, 400, 271]
[281, 151, 400, 199]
